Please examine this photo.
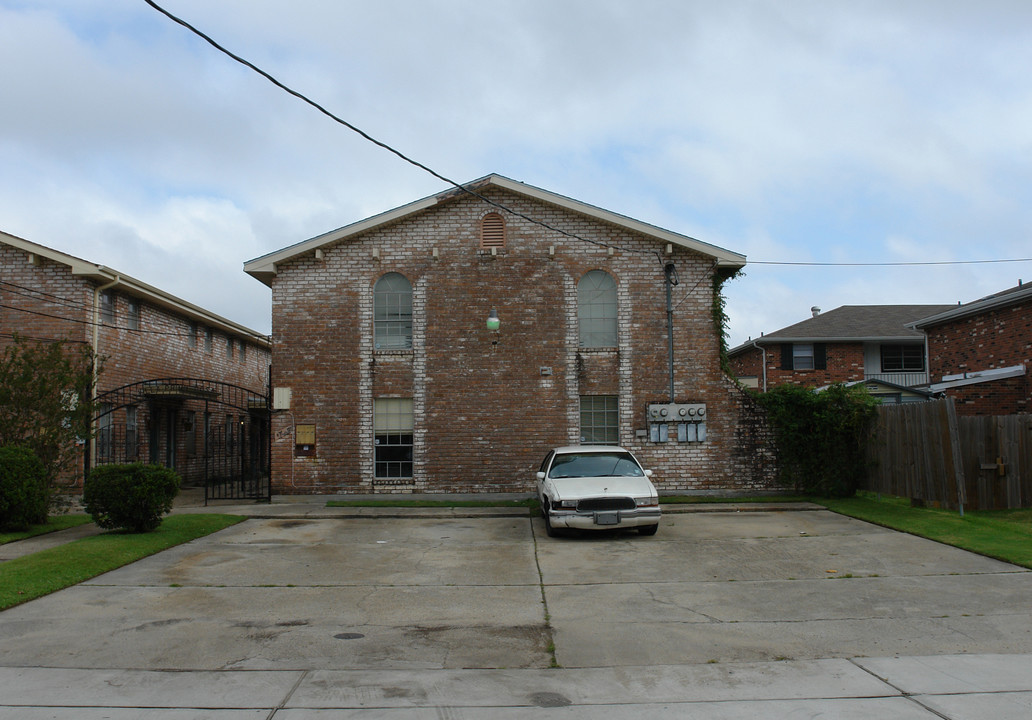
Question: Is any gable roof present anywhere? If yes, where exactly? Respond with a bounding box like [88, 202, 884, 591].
[243, 174, 746, 286]
[909, 283, 1032, 329]
[1, 230, 269, 346]
[730, 304, 954, 354]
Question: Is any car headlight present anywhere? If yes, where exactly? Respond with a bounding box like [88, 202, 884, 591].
[560, 499, 578, 508]
[634, 496, 658, 507]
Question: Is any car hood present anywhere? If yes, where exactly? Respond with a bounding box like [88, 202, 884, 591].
[548, 475, 656, 501]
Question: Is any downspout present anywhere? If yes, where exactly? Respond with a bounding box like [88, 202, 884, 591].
[749, 340, 768, 392]
[664, 263, 679, 402]
[89, 273, 120, 472]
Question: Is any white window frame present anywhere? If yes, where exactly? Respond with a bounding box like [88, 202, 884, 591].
[374, 273, 413, 350]
[374, 398, 414, 478]
[578, 270, 618, 348]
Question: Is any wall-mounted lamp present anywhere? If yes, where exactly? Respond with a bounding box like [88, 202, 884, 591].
[486, 309, 500, 331]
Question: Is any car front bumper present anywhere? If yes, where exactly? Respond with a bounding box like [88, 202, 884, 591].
[548, 507, 661, 530]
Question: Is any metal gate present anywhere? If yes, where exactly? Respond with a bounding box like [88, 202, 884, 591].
[92, 378, 271, 504]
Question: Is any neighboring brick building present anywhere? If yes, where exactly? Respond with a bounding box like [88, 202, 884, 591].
[245, 174, 776, 495]
[910, 283, 1032, 415]
[0, 231, 271, 486]
[728, 304, 952, 401]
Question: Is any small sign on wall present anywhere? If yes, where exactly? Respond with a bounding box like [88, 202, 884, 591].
[295, 424, 316, 456]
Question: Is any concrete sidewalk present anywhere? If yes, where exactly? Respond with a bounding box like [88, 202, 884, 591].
[1, 655, 1030, 718]
[3, 497, 1031, 718]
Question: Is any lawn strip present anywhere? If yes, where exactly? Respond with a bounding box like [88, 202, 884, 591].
[820, 494, 1032, 569]
[1, 514, 93, 545]
[661, 495, 810, 504]
[0, 514, 245, 611]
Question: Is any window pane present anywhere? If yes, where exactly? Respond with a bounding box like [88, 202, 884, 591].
[128, 300, 140, 330]
[374, 273, 413, 349]
[100, 292, 115, 324]
[793, 344, 814, 370]
[881, 344, 924, 372]
[375, 398, 413, 478]
[578, 271, 617, 347]
[579, 395, 618, 445]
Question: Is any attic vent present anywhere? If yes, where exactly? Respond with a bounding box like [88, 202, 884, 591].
[480, 212, 505, 249]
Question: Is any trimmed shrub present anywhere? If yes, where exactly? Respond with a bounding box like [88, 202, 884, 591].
[0, 445, 49, 530]
[84, 463, 181, 533]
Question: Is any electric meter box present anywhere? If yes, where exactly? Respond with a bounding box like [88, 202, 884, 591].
[647, 403, 706, 422]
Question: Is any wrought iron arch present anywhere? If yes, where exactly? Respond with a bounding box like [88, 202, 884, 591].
[91, 377, 270, 504]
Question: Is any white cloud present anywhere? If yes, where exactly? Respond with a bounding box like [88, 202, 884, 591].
[2, 0, 1032, 346]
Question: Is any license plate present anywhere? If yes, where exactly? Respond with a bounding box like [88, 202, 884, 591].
[594, 512, 620, 526]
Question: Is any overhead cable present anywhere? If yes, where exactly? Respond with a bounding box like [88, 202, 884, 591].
[142, 0, 659, 262]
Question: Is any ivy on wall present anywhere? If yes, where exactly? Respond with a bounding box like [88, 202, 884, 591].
[711, 267, 743, 376]
[756, 382, 879, 497]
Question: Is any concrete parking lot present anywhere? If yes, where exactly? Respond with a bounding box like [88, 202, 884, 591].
[2, 502, 1032, 717]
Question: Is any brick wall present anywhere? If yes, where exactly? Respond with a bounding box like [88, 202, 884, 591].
[925, 298, 1032, 415]
[729, 341, 866, 389]
[1, 240, 271, 486]
[270, 188, 777, 494]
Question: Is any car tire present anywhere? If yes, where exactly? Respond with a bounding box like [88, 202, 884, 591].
[638, 524, 659, 536]
[542, 501, 559, 538]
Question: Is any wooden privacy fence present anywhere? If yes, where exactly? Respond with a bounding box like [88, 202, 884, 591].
[864, 399, 1032, 511]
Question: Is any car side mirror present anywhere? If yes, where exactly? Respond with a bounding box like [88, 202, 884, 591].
[536, 471, 546, 480]
[644, 469, 654, 478]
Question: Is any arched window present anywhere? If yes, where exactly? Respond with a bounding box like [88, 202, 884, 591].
[374, 273, 412, 349]
[480, 212, 505, 249]
[578, 270, 617, 347]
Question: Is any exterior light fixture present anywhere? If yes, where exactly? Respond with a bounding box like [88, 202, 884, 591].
[486, 308, 500, 331]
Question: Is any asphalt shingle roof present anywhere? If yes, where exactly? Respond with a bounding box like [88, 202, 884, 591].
[748, 305, 956, 344]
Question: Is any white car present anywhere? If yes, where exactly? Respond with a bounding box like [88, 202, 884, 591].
[536, 445, 661, 537]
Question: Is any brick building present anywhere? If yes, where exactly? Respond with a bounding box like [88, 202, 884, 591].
[728, 305, 952, 401]
[910, 283, 1032, 415]
[245, 175, 776, 495]
[1, 231, 271, 486]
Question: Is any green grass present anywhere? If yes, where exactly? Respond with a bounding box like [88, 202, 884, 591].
[0, 514, 245, 611]
[661, 495, 810, 504]
[1, 514, 94, 544]
[326, 498, 539, 508]
[820, 492, 1032, 569]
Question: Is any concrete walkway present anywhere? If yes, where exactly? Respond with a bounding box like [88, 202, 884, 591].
[2, 654, 1031, 718]
[2, 495, 1030, 718]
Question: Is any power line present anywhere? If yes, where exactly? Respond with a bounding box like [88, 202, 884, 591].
[0, 280, 85, 312]
[0, 301, 177, 337]
[142, 0, 660, 263]
[751, 258, 1032, 267]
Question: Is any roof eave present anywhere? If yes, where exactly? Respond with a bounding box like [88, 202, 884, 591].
[243, 175, 747, 285]
[751, 335, 926, 345]
[910, 286, 1032, 328]
[3, 231, 269, 347]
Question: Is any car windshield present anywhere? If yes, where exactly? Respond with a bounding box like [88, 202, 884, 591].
[548, 452, 644, 479]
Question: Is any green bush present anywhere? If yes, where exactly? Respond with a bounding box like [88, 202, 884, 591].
[0, 446, 49, 530]
[757, 383, 879, 497]
[84, 463, 181, 533]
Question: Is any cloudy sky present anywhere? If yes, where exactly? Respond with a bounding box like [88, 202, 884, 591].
[2, 0, 1031, 346]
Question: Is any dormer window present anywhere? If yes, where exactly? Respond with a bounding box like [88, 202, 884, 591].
[480, 212, 505, 250]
